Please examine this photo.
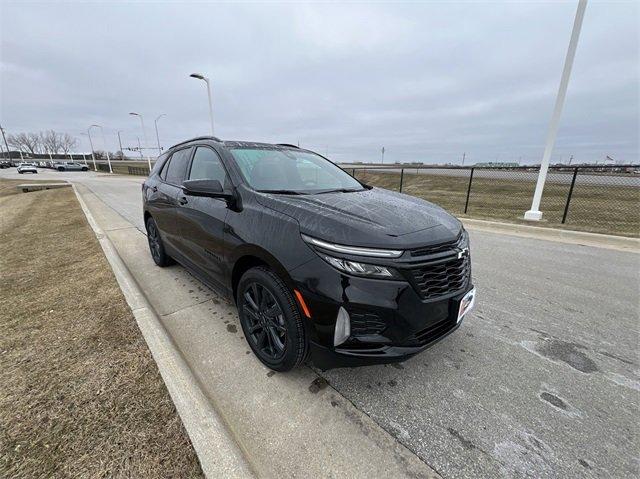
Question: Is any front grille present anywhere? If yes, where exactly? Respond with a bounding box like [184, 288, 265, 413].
[409, 317, 457, 346]
[408, 256, 470, 300]
[350, 311, 386, 336]
[410, 234, 464, 257]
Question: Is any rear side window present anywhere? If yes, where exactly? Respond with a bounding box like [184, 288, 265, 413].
[163, 148, 192, 185]
[152, 153, 169, 176]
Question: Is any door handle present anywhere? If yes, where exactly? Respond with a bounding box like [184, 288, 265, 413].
[178, 196, 188, 205]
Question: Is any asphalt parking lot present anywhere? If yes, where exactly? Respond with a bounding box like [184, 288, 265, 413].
[3, 167, 638, 478]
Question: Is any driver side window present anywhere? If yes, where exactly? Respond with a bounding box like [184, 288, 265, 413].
[189, 147, 229, 188]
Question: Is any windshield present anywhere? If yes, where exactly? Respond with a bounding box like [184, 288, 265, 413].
[230, 148, 364, 194]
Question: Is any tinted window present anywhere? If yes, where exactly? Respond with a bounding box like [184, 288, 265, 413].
[164, 148, 192, 184]
[189, 147, 228, 187]
[153, 152, 169, 176]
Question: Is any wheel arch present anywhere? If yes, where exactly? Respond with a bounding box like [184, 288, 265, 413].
[231, 246, 295, 304]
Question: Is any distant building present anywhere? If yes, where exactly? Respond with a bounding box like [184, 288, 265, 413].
[473, 162, 520, 168]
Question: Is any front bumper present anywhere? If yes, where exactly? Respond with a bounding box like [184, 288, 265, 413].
[290, 256, 474, 370]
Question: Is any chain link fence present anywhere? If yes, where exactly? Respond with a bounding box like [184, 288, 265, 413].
[348, 165, 640, 237]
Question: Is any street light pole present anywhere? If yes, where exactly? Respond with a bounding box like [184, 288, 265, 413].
[130, 112, 152, 171]
[0, 124, 10, 160]
[136, 137, 144, 161]
[117, 131, 124, 160]
[154, 114, 166, 157]
[91, 124, 112, 173]
[87, 127, 98, 171]
[525, 0, 587, 221]
[189, 73, 215, 136]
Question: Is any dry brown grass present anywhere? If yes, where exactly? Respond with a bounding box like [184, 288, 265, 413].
[354, 170, 640, 237]
[0, 181, 203, 478]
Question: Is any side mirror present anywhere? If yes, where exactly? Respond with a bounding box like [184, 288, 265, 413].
[182, 179, 232, 198]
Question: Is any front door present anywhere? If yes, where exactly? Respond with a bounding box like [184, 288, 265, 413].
[175, 146, 231, 287]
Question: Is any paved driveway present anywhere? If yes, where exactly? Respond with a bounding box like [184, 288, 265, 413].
[3, 168, 638, 478]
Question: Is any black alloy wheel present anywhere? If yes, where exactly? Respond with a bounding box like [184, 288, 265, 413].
[145, 217, 172, 267]
[238, 267, 307, 371]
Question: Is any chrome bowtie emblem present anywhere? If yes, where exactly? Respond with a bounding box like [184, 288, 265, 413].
[457, 247, 469, 259]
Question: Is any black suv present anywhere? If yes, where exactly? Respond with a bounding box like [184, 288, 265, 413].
[142, 137, 475, 371]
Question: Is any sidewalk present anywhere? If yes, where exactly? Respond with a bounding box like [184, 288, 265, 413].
[74, 183, 440, 478]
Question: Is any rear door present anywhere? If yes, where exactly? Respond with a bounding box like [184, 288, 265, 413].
[152, 147, 193, 252]
[175, 145, 231, 287]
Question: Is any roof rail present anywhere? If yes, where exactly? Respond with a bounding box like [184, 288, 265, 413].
[169, 136, 222, 149]
[275, 143, 299, 149]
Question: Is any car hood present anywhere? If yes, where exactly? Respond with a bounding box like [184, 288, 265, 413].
[255, 187, 462, 249]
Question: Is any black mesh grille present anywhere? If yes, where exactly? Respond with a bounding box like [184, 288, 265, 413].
[350, 311, 386, 336]
[409, 256, 470, 300]
[410, 234, 464, 257]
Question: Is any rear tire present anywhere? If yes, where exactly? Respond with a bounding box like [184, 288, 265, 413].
[237, 267, 307, 371]
[145, 216, 173, 267]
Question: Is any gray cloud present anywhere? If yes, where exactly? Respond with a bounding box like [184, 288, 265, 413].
[1, 1, 638, 164]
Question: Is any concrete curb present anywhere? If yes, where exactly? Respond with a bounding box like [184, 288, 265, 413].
[462, 218, 640, 253]
[72, 185, 256, 478]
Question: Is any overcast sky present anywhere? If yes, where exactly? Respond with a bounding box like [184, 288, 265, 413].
[1, 1, 638, 164]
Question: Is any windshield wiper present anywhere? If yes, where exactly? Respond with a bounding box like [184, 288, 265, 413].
[257, 189, 307, 195]
[315, 188, 364, 194]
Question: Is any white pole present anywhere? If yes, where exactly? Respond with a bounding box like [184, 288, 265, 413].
[190, 74, 215, 136]
[83, 153, 88, 166]
[155, 114, 166, 157]
[205, 78, 215, 136]
[525, 0, 587, 221]
[98, 126, 113, 173]
[87, 127, 97, 171]
[130, 112, 151, 171]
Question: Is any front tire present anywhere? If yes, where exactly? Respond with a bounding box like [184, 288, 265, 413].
[145, 216, 172, 267]
[237, 267, 307, 371]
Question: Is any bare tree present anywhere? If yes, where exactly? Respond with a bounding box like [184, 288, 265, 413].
[60, 133, 78, 154]
[41, 130, 63, 154]
[7, 132, 43, 154]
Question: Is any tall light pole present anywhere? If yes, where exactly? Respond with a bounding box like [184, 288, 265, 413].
[154, 114, 166, 157]
[86, 127, 98, 171]
[130, 112, 152, 171]
[117, 131, 124, 160]
[525, 0, 587, 221]
[381, 146, 385, 164]
[91, 124, 112, 173]
[189, 73, 215, 136]
[0, 124, 10, 160]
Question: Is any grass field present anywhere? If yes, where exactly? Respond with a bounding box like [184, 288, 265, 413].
[0, 180, 203, 477]
[353, 170, 640, 237]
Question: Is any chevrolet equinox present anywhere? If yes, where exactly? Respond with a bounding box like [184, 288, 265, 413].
[142, 137, 475, 371]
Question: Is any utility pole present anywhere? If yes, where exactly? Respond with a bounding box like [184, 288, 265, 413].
[381, 146, 385, 164]
[569, 154, 574, 165]
[462, 152, 466, 166]
[525, 0, 587, 221]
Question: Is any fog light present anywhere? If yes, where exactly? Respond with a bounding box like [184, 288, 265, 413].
[334, 307, 351, 347]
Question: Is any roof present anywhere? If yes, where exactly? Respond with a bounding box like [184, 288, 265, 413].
[168, 137, 303, 151]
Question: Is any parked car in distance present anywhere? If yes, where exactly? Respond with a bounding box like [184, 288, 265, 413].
[54, 161, 89, 172]
[0, 161, 11, 169]
[143, 137, 475, 371]
[17, 163, 38, 174]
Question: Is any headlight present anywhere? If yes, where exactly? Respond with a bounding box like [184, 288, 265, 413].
[301, 234, 402, 258]
[321, 254, 396, 278]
